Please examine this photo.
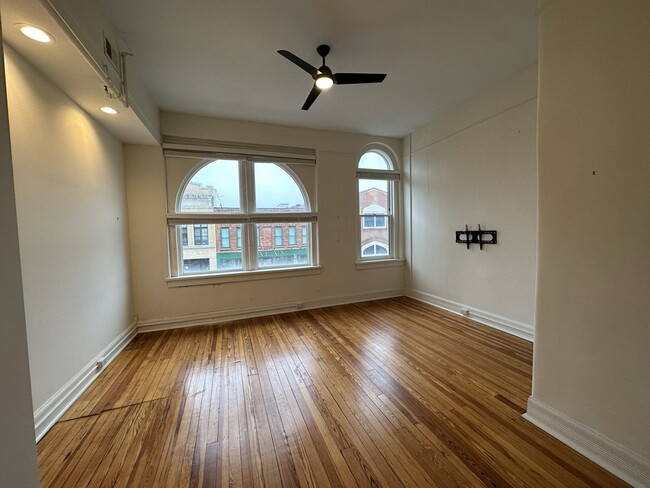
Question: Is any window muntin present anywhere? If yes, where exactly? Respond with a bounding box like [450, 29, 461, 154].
[357, 149, 398, 261]
[171, 158, 316, 277]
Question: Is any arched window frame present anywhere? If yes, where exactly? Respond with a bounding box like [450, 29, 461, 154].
[167, 155, 318, 281]
[361, 242, 389, 256]
[356, 144, 401, 262]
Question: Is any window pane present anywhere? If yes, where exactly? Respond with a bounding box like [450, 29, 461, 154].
[359, 179, 388, 214]
[358, 151, 390, 170]
[360, 218, 390, 258]
[177, 224, 242, 274]
[180, 159, 240, 213]
[288, 226, 296, 246]
[254, 163, 307, 212]
[257, 223, 310, 269]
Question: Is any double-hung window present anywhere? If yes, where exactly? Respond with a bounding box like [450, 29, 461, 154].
[194, 224, 209, 245]
[220, 227, 230, 249]
[165, 139, 317, 278]
[357, 149, 400, 261]
[274, 226, 283, 247]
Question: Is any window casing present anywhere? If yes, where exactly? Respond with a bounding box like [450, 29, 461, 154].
[357, 149, 400, 261]
[168, 155, 317, 278]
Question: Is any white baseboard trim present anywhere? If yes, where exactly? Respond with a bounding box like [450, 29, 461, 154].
[137, 288, 405, 333]
[407, 289, 534, 342]
[524, 397, 650, 487]
[33, 321, 138, 442]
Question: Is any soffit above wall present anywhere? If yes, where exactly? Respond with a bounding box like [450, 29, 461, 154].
[0, 0, 159, 145]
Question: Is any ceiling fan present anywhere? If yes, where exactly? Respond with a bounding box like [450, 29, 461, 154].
[277, 44, 387, 111]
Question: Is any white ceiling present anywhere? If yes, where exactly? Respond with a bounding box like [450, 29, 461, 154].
[2, 0, 539, 140]
[99, 0, 539, 138]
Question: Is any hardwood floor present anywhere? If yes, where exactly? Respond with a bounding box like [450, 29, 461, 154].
[37, 297, 629, 487]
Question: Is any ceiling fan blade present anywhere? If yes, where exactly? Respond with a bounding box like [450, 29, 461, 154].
[301, 84, 322, 111]
[333, 73, 387, 85]
[277, 50, 319, 77]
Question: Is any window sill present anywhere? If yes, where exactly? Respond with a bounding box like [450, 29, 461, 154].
[167, 266, 321, 287]
[355, 258, 405, 270]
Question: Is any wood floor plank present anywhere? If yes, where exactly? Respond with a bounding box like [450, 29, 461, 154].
[37, 297, 631, 488]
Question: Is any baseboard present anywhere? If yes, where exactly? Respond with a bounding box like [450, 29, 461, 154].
[33, 321, 138, 441]
[524, 397, 650, 487]
[137, 288, 405, 333]
[407, 289, 534, 341]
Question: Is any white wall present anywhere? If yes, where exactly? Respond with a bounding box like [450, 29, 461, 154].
[405, 66, 538, 339]
[0, 35, 40, 488]
[530, 0, 650, 481]
[5, 45, 134, 412]
[125, 113, 404, 326]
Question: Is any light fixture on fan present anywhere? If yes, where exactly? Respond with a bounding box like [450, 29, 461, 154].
[315, 75, 333, 90]
[278, 44, 386, 110]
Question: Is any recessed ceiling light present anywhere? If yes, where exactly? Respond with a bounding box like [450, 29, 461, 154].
[17, 24, 54, 43]
[100, 106, 119, 115]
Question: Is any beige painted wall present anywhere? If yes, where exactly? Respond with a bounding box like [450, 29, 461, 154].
[533, 0, 650, 460]
[125, 113, 404, 324]
[5, 45, 134, 411]
[405, 66, 538, 335]
[0, 37, 40, 488]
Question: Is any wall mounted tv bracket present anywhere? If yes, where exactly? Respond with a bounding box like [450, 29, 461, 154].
[455, 225, 497, 250]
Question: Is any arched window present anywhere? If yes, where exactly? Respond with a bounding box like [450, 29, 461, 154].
[357, 147, 399, 261]
[171, 159, 316, 276]
[362, 242, 389, 256]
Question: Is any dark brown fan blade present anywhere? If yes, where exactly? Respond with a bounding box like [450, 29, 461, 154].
[277, 50, 319, 77]
[333, 73, 387, 85]
[301, 84, 322, 111]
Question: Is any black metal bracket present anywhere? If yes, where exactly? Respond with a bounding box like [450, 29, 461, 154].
[455, 225, 497, 250]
